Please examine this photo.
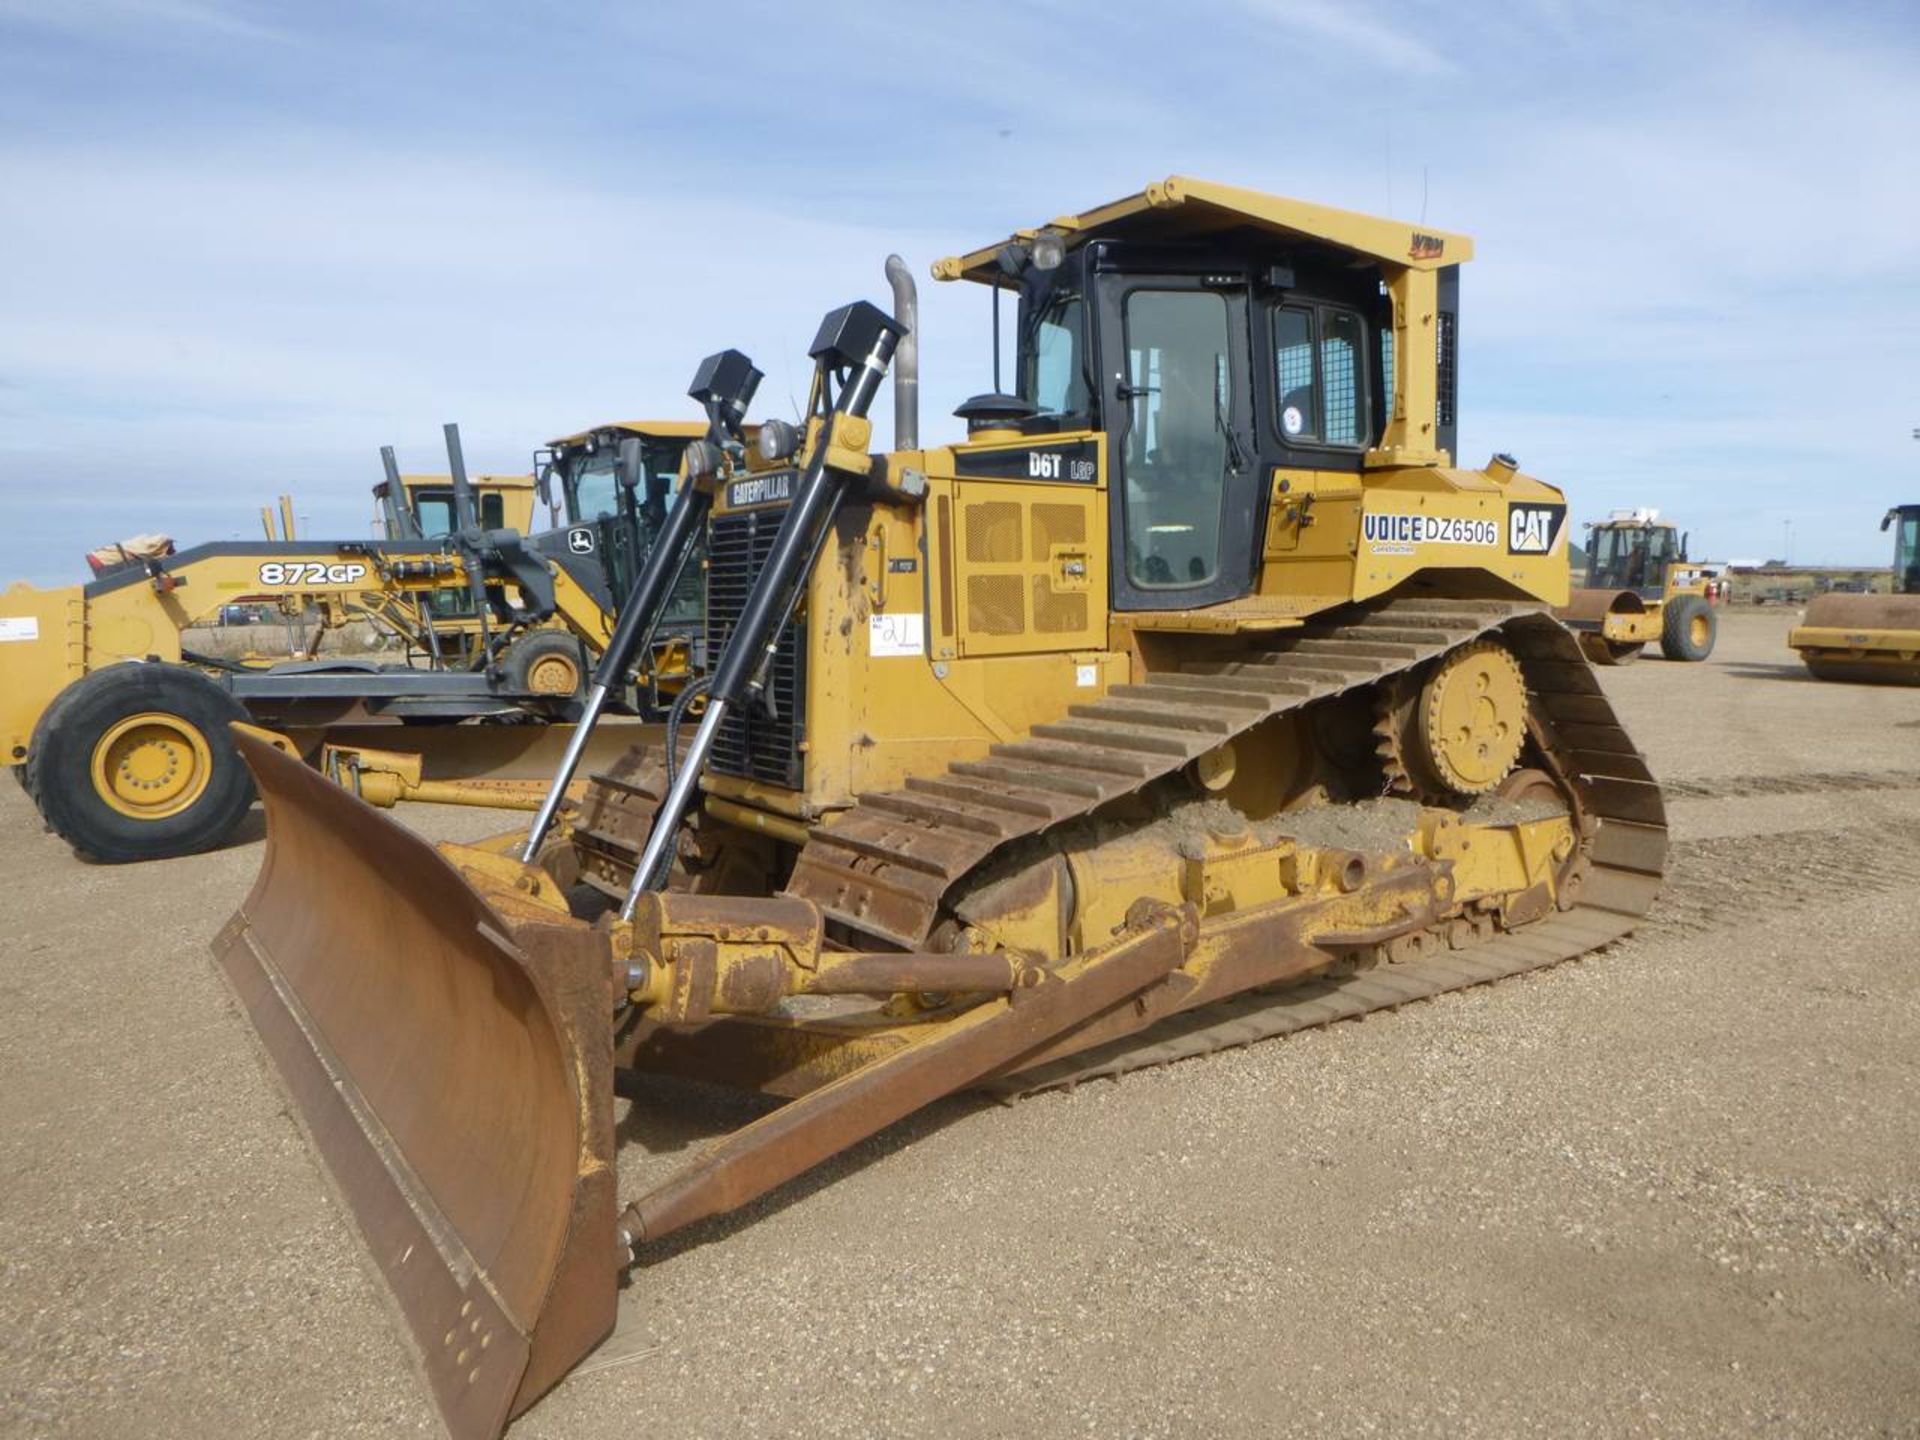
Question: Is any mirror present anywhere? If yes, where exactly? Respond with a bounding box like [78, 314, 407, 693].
[615, 436, 645, 490]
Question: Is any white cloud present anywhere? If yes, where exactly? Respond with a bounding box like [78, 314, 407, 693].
[1233, 0, 1458, 76]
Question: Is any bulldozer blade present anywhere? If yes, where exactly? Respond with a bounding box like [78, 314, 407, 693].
[211, 730, 619, 1440]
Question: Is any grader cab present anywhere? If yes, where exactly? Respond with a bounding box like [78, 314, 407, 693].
[215, 179, 1666, 1438]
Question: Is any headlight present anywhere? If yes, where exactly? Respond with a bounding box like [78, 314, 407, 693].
[756, 418, 800, 463]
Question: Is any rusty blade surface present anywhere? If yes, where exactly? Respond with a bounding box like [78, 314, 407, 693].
[211, 731, 618, 1440]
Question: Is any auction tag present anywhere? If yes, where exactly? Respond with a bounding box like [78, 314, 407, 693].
[869, 612, 924, 658]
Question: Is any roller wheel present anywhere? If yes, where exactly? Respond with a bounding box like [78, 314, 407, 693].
[1579, 633, 1643, 666]
[25, 663, 255, 862]
[1660, 596, 1716, 661]
[502, 630, 587, 702]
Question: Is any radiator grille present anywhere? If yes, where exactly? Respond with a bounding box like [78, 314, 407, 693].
[705, 504, 805, 788]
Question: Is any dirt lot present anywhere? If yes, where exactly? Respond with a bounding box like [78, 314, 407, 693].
[3, 608, 1918, 1439]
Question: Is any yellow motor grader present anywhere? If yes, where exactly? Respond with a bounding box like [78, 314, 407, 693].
[1787, 504, 1920, 683]
[213, 179, 1666, 1439]
[2, 423, 703, 862]
[1554, 508, 1717, 664]
[367, 423, 709, 693]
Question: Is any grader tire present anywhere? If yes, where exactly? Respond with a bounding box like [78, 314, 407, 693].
[1661, 596, 1716, 662]
[25, 663, 255, 862]
[502, 630, 588, 704]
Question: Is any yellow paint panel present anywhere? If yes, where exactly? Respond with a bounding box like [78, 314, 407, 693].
[947, 479, 1107, 658]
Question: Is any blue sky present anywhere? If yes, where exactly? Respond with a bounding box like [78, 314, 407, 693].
[1, 0, 1916, 582]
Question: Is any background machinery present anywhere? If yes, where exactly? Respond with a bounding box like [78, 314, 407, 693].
[3, 422, 702, 861]
[1554, 508, 1717, 664]
[214, 180, 1667, 1440]
[365, 424, 708, 697]
[1788, 503, 1920, 683]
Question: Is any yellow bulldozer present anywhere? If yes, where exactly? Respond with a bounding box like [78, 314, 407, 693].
[2, 422, 705, 862]
[1554, 508, 1717, 664]
[212, 179, 1665, 1439]
[1787, 504, 1920, 683]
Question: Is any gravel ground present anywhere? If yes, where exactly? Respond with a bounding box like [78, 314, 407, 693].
[2, 607, 1917, 1439]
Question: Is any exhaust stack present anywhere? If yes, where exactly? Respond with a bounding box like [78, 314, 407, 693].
[885, 254, 918, 451]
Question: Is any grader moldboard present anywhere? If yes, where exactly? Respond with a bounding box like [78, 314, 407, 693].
[214, 179, 1667, 1438]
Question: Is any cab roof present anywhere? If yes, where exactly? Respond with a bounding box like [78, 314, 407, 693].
[932, 176, 1473, 284]
[546, 420, 707, 449]
[393, 472, 534, 490]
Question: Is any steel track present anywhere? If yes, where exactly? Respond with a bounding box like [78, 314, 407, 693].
[571, 596, 1669, 1090]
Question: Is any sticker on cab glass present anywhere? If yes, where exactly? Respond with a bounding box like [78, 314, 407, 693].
[1505, 502, 1568, 556]
[1361, 513, 1498, 556]
[869, 612, 924, 658]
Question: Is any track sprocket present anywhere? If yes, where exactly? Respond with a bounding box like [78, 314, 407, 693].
[1374, 638, 1529, 799]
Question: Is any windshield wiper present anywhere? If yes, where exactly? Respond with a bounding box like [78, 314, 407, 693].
[1214, 381, 1250, 473]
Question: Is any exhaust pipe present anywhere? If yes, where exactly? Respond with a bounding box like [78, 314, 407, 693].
[885, 254, 918, 451]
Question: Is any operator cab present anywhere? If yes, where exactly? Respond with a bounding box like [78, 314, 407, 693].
[1584, 510, 1685, 599]
[937, 178, 1466, 612]
[538, 422, 706, 616]
[1884, 504, 1920, 595]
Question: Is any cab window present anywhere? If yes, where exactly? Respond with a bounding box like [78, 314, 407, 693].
[412, 490, 502, 536]
[1020, 294, 1091, 420]
[1120, 289, 1234, 590]
[1271, 303, 1367, 448]
[571, 458, 619, 522]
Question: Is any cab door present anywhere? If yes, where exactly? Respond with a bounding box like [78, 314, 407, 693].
[1096, 273, 1259, 611]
